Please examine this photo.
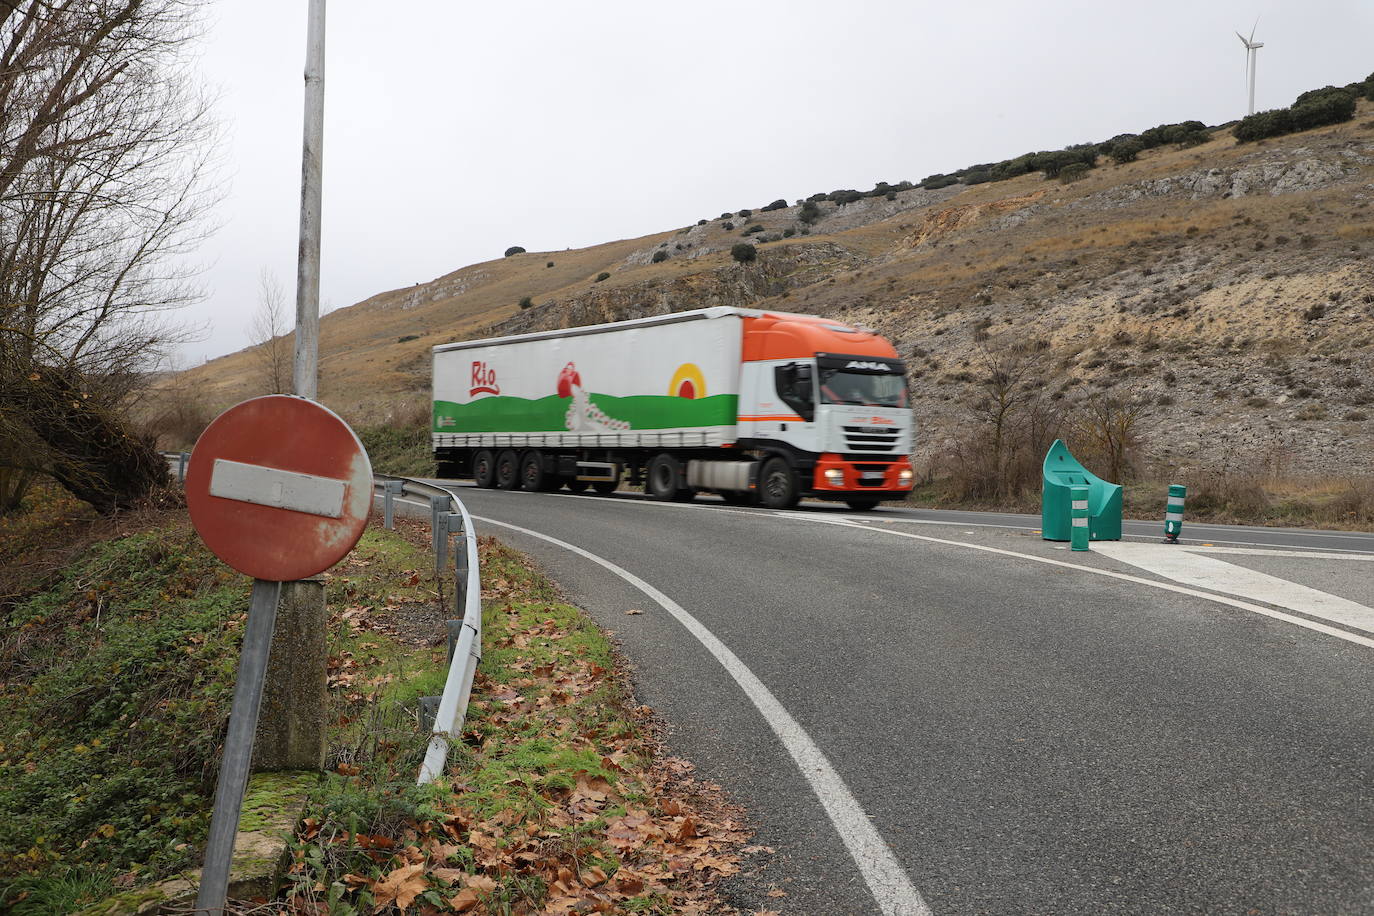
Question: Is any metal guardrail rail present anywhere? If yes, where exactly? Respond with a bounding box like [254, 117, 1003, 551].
[167, 453, 484, 786]
[372, 475, 483, 785]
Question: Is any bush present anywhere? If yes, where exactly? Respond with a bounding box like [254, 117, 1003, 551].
[504, 246, 526, 257]
[762, 199, 788, 212]
[782, 227, 795, 238]
[651, 250, 668, 263]
[828, 189, 864, 205]
[1109, 139, 1145, 163]
[697, 218, 707, 225]
[730, 242, 756, 264]
[518, 295, 533, 309]
[594, 272, 610, 282]
[722, 221, 734, 231]
[1059, 162, 1090, 184]
[719, 212, 732, 219]
[1289, 87, 1357, 130]
[737, 209, 752, 218]
[798, 200, 821, 224]
[742, 224, 764, 236]
[546, 261, 554, 267]
[1233, 108, 1294, 142]
[397, 334, 419, 343]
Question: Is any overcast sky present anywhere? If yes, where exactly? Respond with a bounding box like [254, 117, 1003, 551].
[180, 0, 1374, 365]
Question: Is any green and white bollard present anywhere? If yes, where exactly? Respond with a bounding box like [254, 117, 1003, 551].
[1070, 485, 1090, 551]
[1163, 484, 1186, 543]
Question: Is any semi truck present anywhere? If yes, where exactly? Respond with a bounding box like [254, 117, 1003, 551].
[431, 306, 914, 509]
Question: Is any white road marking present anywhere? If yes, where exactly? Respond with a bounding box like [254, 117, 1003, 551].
[784, 515, 1374, 650]
[1092, 542, 1374, 635]
[1184, 546, 1374, 561]
[472, 515, 932, 916]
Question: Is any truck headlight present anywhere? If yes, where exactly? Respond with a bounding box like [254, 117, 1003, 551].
[824, 468, 845, 485]
[898, 467, 914, 485]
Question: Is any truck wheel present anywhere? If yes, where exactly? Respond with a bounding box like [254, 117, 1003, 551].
[495, 449, 521, 490]
[565, 479, 589, 493]
[647, 454, 684, 501]
[759, 457, 800, 509]
[844, 498, 880, 511]
[592, 479, 618, 494]
[473, 450, 496, 488]
[520, 451, 550, 491]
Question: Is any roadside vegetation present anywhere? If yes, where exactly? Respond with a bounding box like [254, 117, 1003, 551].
[0, 486, 751, 914]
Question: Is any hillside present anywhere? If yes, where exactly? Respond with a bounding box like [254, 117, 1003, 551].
[166, 100, 1374, 486]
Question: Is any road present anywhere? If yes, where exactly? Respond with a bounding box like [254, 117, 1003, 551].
[412, 485, 1374, 915]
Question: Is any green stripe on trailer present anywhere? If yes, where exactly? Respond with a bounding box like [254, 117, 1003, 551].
[434, 393, 739, 433]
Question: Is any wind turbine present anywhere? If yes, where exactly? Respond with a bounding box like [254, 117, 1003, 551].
[1236, 23, 1263, 116]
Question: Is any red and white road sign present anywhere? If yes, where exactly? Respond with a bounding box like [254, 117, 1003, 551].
[186, 395, 372, 581]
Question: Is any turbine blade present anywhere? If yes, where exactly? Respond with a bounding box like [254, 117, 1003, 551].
[1237, 31, 1249, 46]
[1249, 16, 1259, 42]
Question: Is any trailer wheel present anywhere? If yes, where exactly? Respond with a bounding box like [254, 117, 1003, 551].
[473, 450, 496, 488]
[519, 451, 551, 491]
[759, 457, 800, 509]
[844, 498, 880, 511]
[495, 449, 521, 490]
[647, 453, 688, 501]
[592, 479, 619, 494]
[565, 479, 589, 493]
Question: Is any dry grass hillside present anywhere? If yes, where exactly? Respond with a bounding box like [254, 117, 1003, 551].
[163, 99, 1374, 516]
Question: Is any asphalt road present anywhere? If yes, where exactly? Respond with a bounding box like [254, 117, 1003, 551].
[415, 485, 1374, 915]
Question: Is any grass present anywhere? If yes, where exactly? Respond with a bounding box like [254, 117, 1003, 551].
[0, 496, 449, 914]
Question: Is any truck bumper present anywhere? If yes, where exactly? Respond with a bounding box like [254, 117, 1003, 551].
[808, 453, 913, 497]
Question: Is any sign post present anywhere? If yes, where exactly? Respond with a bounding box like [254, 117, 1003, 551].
[185, 395, 370, 913]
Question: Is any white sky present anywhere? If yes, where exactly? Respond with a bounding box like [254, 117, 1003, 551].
[180, 0, 1374, 365]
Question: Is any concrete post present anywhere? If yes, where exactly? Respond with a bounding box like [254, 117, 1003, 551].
[253, 578, 328, 770]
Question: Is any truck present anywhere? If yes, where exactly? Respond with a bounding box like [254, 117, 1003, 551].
[431, 306, 914, 509]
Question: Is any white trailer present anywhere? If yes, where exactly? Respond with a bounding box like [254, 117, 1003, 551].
[432, 306, 914, 509]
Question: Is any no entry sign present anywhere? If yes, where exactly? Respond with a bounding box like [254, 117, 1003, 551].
[186, 395, 372, 581]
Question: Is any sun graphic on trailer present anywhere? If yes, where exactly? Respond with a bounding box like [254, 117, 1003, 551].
[668, 363, 706, 399]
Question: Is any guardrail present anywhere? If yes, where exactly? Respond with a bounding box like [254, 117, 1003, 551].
[165, 452, 484, 785]
[371, 475, 483, 785]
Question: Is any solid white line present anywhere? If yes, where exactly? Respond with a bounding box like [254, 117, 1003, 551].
[785, 515, 1374, 650]
[472, 514, 932, 916]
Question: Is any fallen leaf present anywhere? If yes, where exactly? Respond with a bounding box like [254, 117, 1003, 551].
[767, 887, 787, 897]
[370, 862, 426, 911]
[624, 609, 644, 615]
[447, 888, 479, 911]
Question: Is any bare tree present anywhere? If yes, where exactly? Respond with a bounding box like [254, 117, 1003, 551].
[1068, 393, 1149, 484]
[249, 269, 290, 394]
[0, 0, 217, 514]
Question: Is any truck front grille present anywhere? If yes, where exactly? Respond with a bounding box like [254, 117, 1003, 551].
[843, 425, 901, 452]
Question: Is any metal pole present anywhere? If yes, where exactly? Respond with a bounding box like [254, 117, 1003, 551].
[430, 495, 446, 576]
[196, 579, 282, 913]
[293, 0, 326, 400]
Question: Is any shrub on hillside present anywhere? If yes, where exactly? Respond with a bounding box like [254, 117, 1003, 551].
[828, 189, 864, 205]
[697, 218, 707, 225]
[1289, 86, 1357, 131]
[1059, 162, 1090, 183]
[782, 227, 796, 237]
[1234, 108, 1294, 142]
[719, 212, 732, 219]
[762, 199, 788, 212]
[799, 200, 821, 224]
[504, 246, 526, 257]
[1109, 138, 1145, 163]
[737, 209, 752, 218]
[722, 221, 734, 230]
[651, 250, 668, 263]
[594, 272, 610, 282]
[742, 224, 764, 235]
[546, 261, 554, 267]
[730, 242, 757, 264]
[519, 295, 533, 309]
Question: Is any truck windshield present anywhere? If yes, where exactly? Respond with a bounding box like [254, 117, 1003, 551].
[818, 370, 908, 407]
